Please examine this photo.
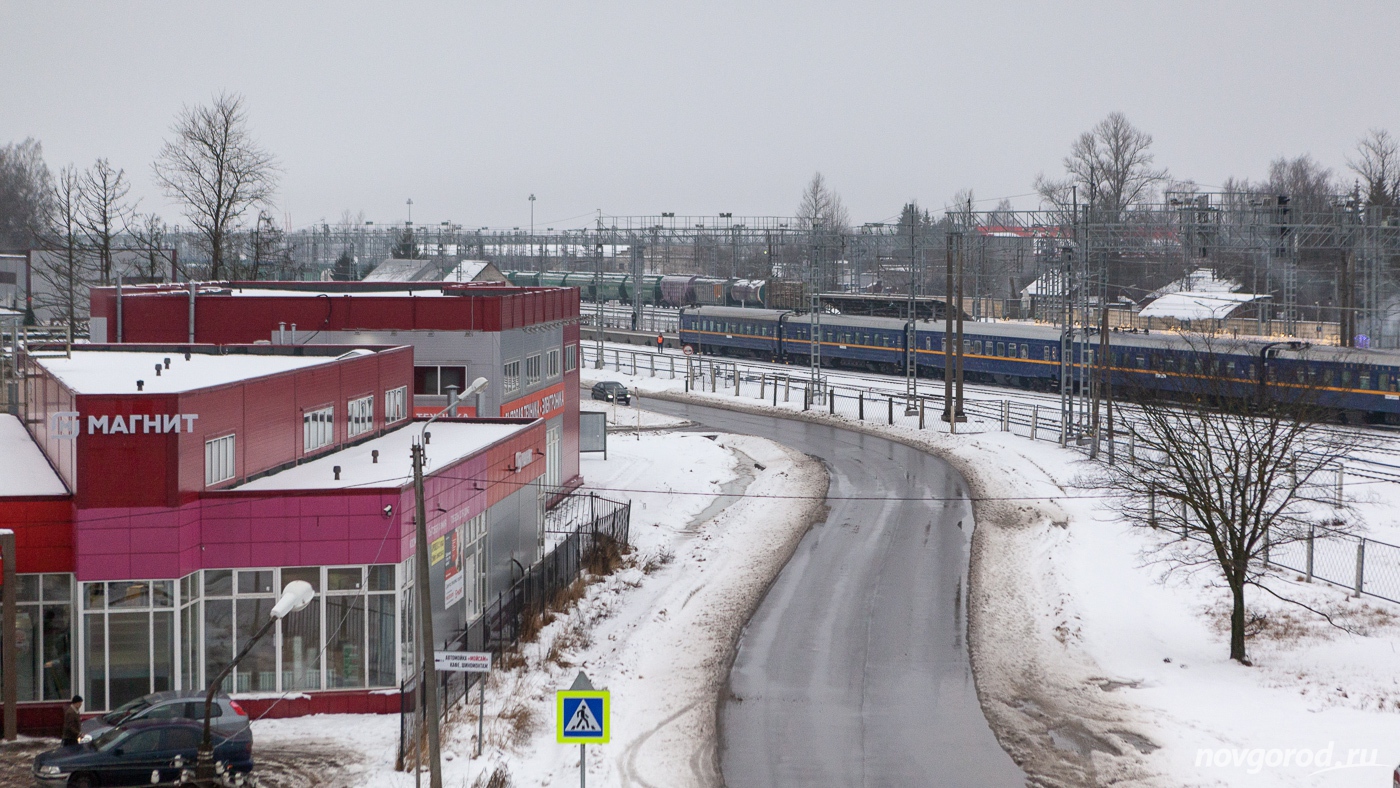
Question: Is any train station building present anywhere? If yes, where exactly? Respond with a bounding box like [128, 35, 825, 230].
[0, 343, 548, 732]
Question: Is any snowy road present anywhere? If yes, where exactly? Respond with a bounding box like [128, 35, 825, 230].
[639, 398, 1026, 788]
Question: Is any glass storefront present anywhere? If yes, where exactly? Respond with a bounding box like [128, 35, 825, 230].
[11, 574, 74, 702]
[81, 580, 175, 710]
[71, 564, 401, 711]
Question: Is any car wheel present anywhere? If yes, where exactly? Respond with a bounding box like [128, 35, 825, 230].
[68, 773, 97, 788]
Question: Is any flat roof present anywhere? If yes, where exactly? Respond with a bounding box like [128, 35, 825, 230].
[0, 415, 68, 497]
[35, 350, 351, 395]
[235, 420, 530, 492]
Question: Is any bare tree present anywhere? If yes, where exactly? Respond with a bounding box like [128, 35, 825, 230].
[0, 138, 54, 251]
[129, 212, 175, 281]
[1265, 154, 1336, 210]
[796, 171, 850, 232]
[1036, 112, 1168, 219]
[36, 166, 91, 334]
[1091, 341, 1361, 663]
[78, 158, 136, 285]
[153, 92, 279, 279]
[1347, 128, 1400, 209]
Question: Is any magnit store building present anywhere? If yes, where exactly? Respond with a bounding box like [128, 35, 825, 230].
[0, 343, 546, 732]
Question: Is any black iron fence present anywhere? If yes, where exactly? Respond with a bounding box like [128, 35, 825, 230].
[399, 492, 631, 769]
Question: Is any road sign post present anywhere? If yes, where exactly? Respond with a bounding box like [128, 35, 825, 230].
[557, 671, 610, 788]
[435, 652, 492, 757]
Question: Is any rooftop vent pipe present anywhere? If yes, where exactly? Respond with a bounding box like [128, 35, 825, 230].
[371, 450, 379, 464]
[136, 380, 144, 391]
[154, 364, 162, 376]
[164, 358, 171, 370]
[333, 465, 342, 481]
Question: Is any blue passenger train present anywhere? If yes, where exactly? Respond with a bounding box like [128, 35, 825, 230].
[678, 306, 1400, 422]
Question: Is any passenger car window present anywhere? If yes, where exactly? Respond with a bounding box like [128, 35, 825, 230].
[119, 730, 162, 754]
[143, 703, 185, 719]
[163, 727, 202, 751]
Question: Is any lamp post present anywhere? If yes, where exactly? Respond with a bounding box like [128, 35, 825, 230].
[1258, 340, 1309, 405]
[195, 580, 315, 784]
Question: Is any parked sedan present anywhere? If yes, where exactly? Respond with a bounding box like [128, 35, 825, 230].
[591, 381, 631, 404]
[81, 689, 249, 742]
[33, 718, 254, 787]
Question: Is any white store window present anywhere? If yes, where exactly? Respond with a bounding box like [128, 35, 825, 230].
[348, 395, 374, 438]
[385, 386, 408, 423]
[503, 360, 521, 393]
[546, 348, 561, 379]
[303, 406, 334, 453]
[204, 434, 236, 486]
[564, 344, 577, 372]
[525, 354, 542, 385]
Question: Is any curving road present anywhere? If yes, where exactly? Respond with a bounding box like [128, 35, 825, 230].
[641, 398, 1025, 788]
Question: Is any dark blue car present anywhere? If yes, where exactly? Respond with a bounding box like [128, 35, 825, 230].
[32, 718, 253, 787]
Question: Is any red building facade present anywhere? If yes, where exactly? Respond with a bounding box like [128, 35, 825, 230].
[0, 344, 547, 732]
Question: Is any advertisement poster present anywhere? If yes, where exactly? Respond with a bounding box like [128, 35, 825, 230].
[443, 527, 465, 608]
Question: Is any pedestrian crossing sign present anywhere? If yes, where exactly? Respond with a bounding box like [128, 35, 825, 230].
[556, 690, 610, 743]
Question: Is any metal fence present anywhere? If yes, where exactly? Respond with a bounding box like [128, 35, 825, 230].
[399, 492, 631, 770]
[583, 343, 1400, 608]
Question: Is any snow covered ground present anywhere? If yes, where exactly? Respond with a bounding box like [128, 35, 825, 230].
[252, 426, 827, 787]
[579, 395, 692, 430]
[576, 365, 1400, 787]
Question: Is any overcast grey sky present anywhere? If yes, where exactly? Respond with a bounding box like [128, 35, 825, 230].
[4, 1, 1399, 230]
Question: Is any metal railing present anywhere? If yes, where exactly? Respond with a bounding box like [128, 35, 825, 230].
[583, 343, 1400, 608]
[399, 492, 630, 769]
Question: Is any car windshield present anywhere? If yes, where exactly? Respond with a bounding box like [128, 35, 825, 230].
[101, 698, 151, 725]
[92, 727, 128, 751]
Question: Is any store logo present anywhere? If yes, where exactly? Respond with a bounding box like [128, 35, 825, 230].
[49, 411, 200, 440]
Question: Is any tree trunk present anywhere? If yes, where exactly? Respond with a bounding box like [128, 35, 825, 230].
[1229, 580, 1248, 663]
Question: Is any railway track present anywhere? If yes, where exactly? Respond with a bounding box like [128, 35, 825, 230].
[586, 338, 1400, 484]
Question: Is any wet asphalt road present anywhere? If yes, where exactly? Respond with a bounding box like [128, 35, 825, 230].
[642, 398, 1025, 788]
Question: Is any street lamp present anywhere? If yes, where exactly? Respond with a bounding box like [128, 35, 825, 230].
[1257, 340, 1309, 405]
[196, 580, 315, 783]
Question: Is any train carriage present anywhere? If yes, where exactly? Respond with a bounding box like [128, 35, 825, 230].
[680, 305, 1400, 422]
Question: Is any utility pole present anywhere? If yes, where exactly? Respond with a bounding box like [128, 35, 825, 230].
[953, 227, 966, 422]
[530, 194, 539, 275]
[809, 220, 823, 401]
[594, 214, 604, 368]
[943, 230, 956, 422]
[905, 208, 919, 413]
[412, 441, 443, 788]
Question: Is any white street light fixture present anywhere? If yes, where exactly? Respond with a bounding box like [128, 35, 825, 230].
[196, 581, 318, 783]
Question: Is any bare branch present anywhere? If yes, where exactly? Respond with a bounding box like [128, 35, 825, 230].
[152, 92, 280, 279]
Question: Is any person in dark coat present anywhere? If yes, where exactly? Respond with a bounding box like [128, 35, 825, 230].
[60, 695, 82, 746]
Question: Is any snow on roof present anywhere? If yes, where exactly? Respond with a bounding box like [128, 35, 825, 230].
[1138, 291, 1268, 320]
[363, 258, 437, 282]
[36, 351, 343, 395]
[1144, 268, 1240, 300]
[235, 421, 529, 491]
[0, 415, 68, 496]
[1137, 268, 1268, 320]
[444, 260, 489, 282]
